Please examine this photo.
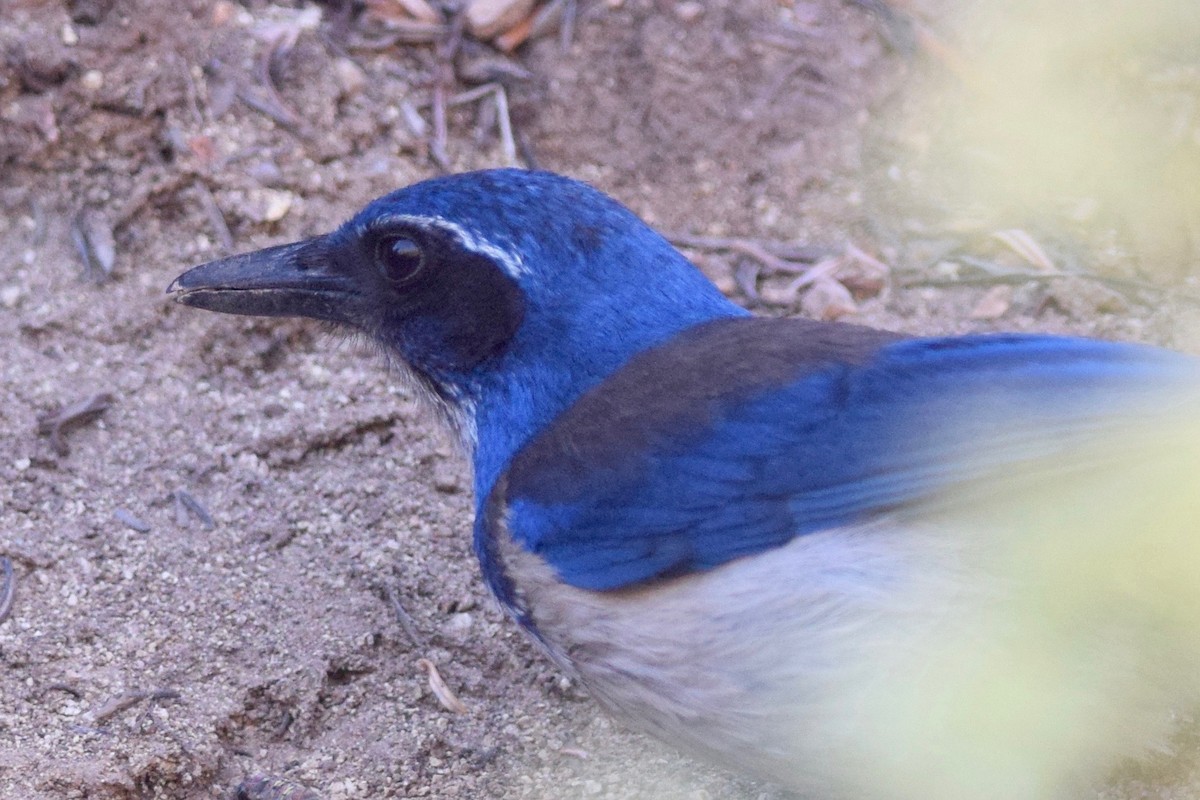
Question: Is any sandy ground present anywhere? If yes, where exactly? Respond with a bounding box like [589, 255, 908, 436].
[2, 0, 1199, 798]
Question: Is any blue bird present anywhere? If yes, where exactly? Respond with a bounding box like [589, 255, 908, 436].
[169, 169, 1200, 799]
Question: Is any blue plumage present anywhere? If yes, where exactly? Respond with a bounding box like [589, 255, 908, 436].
[169, 169, 1200, 799]
[496, 318, 1195, 591]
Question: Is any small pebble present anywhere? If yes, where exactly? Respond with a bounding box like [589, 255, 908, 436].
[675, 1, 704, 22]
[211, 0, 237, 25]
[442, 611, 474, 639]
[261, 191, 293, 223]
[0, 286, 21, 308]
[61, 23, 79, 45]
[246, 160, 286, 188]
[80, 70, 104, 91]
[333, 58, 367, 98]
[931, 260, 960, 280]
[432, 462, 461, 494]
[262, 402, 287, 419]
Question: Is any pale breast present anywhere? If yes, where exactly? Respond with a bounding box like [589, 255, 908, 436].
[490, 514, 1192, 800]
[492, 514, 981, 795]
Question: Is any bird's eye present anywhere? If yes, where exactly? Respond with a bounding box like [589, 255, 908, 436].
[375, 236, 424, 285]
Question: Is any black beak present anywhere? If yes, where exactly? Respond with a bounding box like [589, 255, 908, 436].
[167, 236, 360, 325]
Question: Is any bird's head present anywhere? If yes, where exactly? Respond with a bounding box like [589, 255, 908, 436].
[169, 169, 742, 494]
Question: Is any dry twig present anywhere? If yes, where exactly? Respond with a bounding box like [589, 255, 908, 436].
[114, 508, 152, 533]
[418, 658, 469, 713]
[494, 84, 517, 166]
[430, 10, 467, 170]
[0, 557, 15, 626]
[559, 746, 591, 760]
[195, 182, 234, 253]
[347, 22, 448, 48]
[37, 392, 114, 457]
[667, 232, 831, 269]
[734, 261, 760, 304]
[559, 0, 577, 50]
[899, 259, 1200, 306]
[91, 688, 180, 724]
[173, 489, 215, 530]
[416, 81, 522, 168]
[384, 584, 425, 647]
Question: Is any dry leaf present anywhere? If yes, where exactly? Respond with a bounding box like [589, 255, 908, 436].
[992, 229, 1055, 272]
[494, 10, 535, 52]
[72, 209, 116, 280]
[969, 284, 1013, 320]
[465, 0, 535, 39]
[801, 276, 857, 320]
[365, 0, 441, 25]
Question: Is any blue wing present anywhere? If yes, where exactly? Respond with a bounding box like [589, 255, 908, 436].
[489, 318, 1199, 591]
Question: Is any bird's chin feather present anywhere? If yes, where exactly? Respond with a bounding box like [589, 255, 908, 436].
[360, 335, 479, 455]
[300, 322, 480, 461]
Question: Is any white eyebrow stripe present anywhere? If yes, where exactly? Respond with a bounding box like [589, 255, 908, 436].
[373, 213, 529, 279]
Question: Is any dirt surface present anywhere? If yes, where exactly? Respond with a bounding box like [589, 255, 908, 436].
[2, 0, 1199, 798]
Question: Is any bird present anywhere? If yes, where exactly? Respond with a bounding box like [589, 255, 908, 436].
[168, 169, 1200, 800]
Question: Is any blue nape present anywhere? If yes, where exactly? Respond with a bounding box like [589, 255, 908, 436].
[497, 321, 1197, 591]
